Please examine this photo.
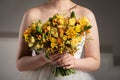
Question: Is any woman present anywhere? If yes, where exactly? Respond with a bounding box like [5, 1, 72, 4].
[16, 0, 100, 80]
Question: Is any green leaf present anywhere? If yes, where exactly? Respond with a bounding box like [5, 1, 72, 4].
[65, 69, 70, 75]
[49, 18, 53, 22]
[42, 33, 45, 41]
[53, 67, 76, 77]
[36, 26, 41, 33]
[70, 11, 76, 18]
[60, 67, 66, 76]
[58, 67, 64, 76]
[45, 50, 50, 59]
[84, 25, 92, 31]
[69, 69, 76, 74]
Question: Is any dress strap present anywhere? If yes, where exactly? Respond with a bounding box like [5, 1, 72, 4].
[64, 4, 78, 16]
[68, 4, 78, 12]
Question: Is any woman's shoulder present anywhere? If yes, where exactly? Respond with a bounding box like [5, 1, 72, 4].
[23, 4, 45, 21]
[76, 5, 95, 19]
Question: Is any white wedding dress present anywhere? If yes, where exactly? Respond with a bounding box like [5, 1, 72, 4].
[19, 37, 95, 80]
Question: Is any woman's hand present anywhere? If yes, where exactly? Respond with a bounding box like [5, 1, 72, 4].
[48, 52, 63, 65]
[45, 50, 76, 69]
[55, 53, 76, 69]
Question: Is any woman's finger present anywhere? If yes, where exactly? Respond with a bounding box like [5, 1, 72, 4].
[58, 59, 71, 67]
[56, 54, 68, 62]
[49, 53, 60, 60]
[63, 65, 72, 69]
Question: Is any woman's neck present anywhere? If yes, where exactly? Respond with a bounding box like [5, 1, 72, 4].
[48, 0, 75, 10]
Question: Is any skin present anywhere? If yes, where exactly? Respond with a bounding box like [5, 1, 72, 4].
[16, 0, 100, 72]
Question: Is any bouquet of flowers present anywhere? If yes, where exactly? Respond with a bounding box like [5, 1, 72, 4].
[23, 11, 92, 76]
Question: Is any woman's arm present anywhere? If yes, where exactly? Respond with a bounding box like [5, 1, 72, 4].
[56, 9, 100, 72]
[74, 10, 100, 72]
[16, 9, 48, 71]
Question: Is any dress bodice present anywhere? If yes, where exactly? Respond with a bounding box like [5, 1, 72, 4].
[74, 36, 85, 59]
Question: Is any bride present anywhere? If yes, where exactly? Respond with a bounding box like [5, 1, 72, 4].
[16, 0, 100, 80]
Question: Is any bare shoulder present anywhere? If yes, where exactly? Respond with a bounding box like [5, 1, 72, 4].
[23, 4, 45, 21]
[19, 5, 46, 30]
[76, 5, 96, 20]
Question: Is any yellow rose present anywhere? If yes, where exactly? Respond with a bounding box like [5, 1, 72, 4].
[63, 35, 67, 40]
[64, 17, 69, 25]
[69, 18, 76, 26]
[57, 25, 63, 28]
[57, 18, 65, 25]
[35, 43, 41, 49]
[47, 26, 51, 31]
[71, 36, 82, 48]
[28, 43, 33, 47]
[31, 23, 36, 30]
[75, 25, 81, 32]
[30, 36, 35, 43]
[38, 23, 42, 27]
[50, 37, 57, 43]
[24, 34, 29, 42]
[66, 27, 76, 39]
[80, 17, 90, 27]
[51, 27, 58, 37]
[51, 42, 57, 48]
[56, 14, 64, 19]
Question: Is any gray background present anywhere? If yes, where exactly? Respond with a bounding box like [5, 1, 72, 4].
[0, 0, 120, 80]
